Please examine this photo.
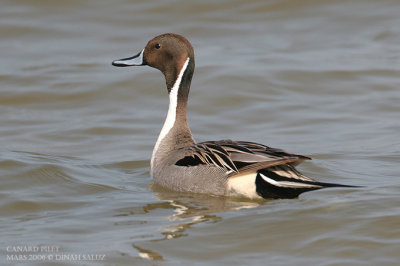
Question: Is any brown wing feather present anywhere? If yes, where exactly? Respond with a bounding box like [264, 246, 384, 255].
[175, 139, 310, 176]
[201, 140, 311, 163]
[227, 157, 301, 177]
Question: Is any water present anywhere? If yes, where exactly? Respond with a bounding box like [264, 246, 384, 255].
[1, 0, 400, 265]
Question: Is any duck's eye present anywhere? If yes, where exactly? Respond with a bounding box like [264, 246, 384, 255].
[155, 43, 161, 49]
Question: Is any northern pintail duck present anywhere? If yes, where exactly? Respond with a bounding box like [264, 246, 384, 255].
[112, 33, 356, 199]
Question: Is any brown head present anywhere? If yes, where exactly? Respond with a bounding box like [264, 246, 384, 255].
[112, 33, 195, 91]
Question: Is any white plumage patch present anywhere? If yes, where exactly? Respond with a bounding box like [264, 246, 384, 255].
[151, 57, 190, 170]
[270, 165, 314, 182]
[259, 173, 321, 188]
[272, 170, 298, 179]
[227, 172, 262, 199]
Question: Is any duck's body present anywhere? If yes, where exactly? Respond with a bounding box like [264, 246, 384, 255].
[112, 33, 356, 199]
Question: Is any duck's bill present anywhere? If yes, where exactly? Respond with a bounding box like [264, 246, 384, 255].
[112, 49, 145, 67]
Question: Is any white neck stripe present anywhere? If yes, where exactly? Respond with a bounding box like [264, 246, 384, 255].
[151, 57, 190, 171]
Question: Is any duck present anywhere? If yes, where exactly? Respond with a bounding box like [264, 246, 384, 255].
[112, 33, 356, 199]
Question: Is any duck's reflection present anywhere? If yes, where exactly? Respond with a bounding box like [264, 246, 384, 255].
[149, 183, 262, 239]
[133, 184, 264, 260]
[133, 184, 265, 260]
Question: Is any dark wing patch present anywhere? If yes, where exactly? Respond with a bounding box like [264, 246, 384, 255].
[175, 155, 203, 167]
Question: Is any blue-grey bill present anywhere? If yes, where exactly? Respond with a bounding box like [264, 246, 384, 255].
[112, 49, 144, 67]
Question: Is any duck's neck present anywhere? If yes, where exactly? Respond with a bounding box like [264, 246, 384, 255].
[151, 57, 195, 171]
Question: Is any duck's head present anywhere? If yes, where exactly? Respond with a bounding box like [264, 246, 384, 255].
[112, 33, 195, 90]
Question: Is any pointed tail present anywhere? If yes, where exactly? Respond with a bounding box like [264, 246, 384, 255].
[255, 170, 361, 199]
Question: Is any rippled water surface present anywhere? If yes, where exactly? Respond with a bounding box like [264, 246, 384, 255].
[1, 0, 400, 265]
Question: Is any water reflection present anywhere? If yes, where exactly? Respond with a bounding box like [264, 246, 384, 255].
[133, 184, 263, 260]
[151, 184, 262, 227]
[133, 244, 164, 261]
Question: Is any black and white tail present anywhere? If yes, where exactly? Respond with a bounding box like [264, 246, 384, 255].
[255, 166, 358, 199]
